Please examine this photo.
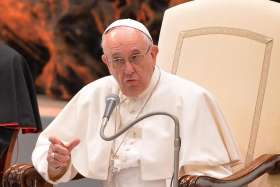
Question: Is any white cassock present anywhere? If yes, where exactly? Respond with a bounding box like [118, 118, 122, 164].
[32, 66, 241, 187]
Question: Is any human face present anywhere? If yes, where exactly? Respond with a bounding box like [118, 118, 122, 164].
[102, 27, 158, 97]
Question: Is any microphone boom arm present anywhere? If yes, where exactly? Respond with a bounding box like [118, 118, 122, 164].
[100, 112, 181, 187]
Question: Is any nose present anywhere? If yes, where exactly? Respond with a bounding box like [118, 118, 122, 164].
[123, 61, 135, 75]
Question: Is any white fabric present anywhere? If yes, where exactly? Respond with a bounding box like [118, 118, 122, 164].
[104, 19, 153, 41]
[106, 167, 166, 187]
[113, 66, 161, 171]
[32, 67, 241, 185]
[113, 137, 141, 171]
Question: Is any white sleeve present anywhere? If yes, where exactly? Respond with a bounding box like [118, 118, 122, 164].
[181, 164, 233, 179]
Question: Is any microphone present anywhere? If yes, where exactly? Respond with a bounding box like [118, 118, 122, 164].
[102, 94, 120, 120]
[100, 95, 180, 187]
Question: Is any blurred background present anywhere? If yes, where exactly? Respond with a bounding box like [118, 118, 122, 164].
[1, 0, 190, 186]
[0, 0, 190, 101]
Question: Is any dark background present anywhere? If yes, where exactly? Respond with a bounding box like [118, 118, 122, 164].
[0, 0, 190, 100]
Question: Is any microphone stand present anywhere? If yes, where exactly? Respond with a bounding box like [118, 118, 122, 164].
[100, 112, 181, 187]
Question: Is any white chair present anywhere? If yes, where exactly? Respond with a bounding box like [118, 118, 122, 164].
[157, 0, 280, 186]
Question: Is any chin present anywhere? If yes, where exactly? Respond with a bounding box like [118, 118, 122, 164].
[123, 87, 142, 97]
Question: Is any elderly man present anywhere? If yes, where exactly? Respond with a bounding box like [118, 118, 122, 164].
[32, 19, 241, 187]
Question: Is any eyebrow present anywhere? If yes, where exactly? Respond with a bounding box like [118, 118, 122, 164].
[111, 49, 142, 58]
[111, 52, 123, 58]
[130, 49, 141, 54]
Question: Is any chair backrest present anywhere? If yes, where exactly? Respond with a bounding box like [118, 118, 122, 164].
[157, 0, 280, 186]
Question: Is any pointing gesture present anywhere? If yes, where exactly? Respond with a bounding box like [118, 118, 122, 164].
[47, 136, 80, 181]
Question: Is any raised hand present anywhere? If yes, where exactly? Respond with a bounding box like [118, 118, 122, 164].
[47, 136, 80, 181]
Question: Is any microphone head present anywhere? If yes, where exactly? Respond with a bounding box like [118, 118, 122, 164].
[106, 94, 120, 105]
[103, 94, 120, 119]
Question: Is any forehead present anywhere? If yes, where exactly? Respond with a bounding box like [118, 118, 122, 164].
[103, 27, 148, 53]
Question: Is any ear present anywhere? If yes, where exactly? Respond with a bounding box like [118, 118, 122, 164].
[102, 54, 113, 75]
[101, 54, 108, 65]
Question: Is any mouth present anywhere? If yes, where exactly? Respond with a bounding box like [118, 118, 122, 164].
[124, 79, 138, 85]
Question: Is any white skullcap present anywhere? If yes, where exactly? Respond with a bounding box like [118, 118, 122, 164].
[104, 18, 153, 42]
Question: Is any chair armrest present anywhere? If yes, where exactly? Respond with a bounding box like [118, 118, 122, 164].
[2, 163, 85, 187]
[2, 163, 53, 187]
[179, 154, 280, 187]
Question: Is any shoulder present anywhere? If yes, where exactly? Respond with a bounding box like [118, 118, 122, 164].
[58, 75, 117, 113]
[158, 69, 219, 109]
[80, 75, 116, 93]
[0, 43, 28, 71]
[0, 43, 23, 58]
[71, 75, 118, 104]
[160, 69, 211, 97]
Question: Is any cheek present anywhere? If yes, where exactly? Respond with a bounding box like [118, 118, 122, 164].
[110, 69, 124, 83]
[107, 64, 114, 75]
[141, 65, 154, 83]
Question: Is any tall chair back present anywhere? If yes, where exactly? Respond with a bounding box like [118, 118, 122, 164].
[157, 0, 280, 186]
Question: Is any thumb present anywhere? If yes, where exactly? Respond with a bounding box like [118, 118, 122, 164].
[49, 136, 63, 145]
[66, 139, 80, 152]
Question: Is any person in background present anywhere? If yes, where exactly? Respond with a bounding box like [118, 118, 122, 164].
[0, 42, 41, 172]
